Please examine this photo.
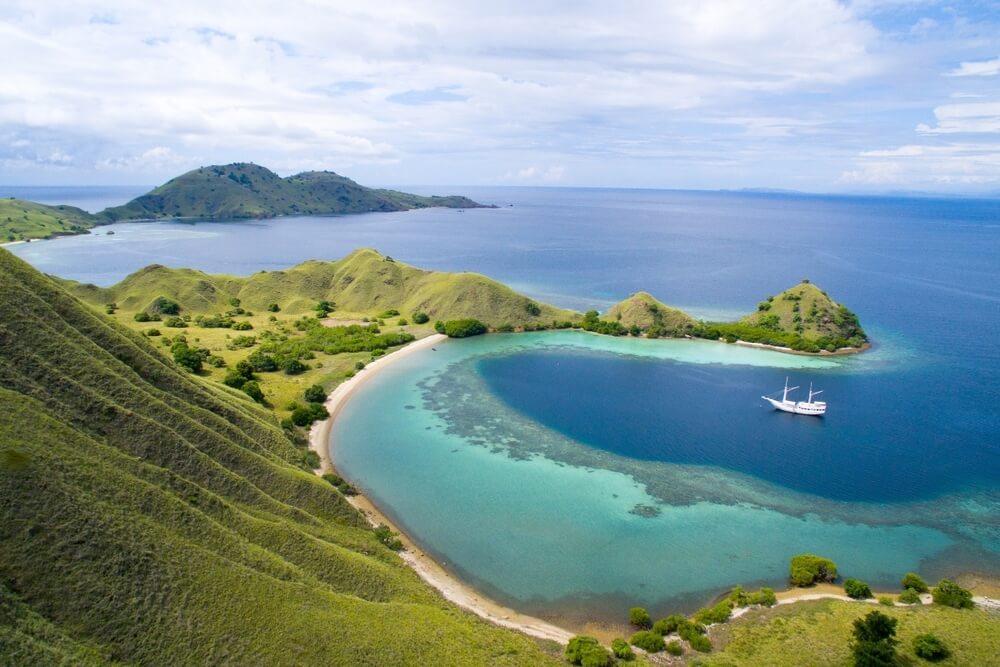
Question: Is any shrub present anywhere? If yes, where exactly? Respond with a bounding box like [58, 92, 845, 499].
[610, 638, 633, 660]
[146, 328, 161, 337]
[231, 320, 253, 331]
[901, 572, 929, 593]
[223, 369, 248, 389]
[164, 316, 186, 328]
[241, 380, 264, 403]
[852, 610, 898, 667]
[676, 620, 706, 642]
[291, 407, 314, 427]
[749, 587, 777, 607]
[629, 607, 652, 629]
[172, 343, 203, 373]
[878, 596, 895, 606]
[267, 303, 280, 312]
[247, 350, 278, 372]
[898, 588, 922, 605]
[373, 524, 403, 551]
[301, 450, 321, 469]
[412, 311, 430, 324]
[666, 640, 683, 656]
[913, 633, 949, 661]
[629, 630, 665, 653]
[133, 311, 151, 322]
[354, 360, 366, 370]
[315, 300, 334, 316]
[149, 296, 180, 315]
[282, 358, 307, 375]
[651, 614, 685, 636]
[566, 636, 612, 666]
[932, 579, 973, 609]
[693, 600, 732, 625]
[728, 585, 750, 607]
[304, 385, 326, 403]
[322, 473, 358, 496]
[687, 634, 712, 653]
[377, 308, 400, 319]
[789, 554, 838, 586]
[845, 578, 873, 599]
[441, 318, 488, 338]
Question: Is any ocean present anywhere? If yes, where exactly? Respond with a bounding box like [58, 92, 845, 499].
[8, 185, 1000, 623]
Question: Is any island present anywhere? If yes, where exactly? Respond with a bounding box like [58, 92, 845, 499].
[0, 162, 487, 242]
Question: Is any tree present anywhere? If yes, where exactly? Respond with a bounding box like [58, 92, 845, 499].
[913, 633, 949, 661]
[241, 380, 264, 403]
[898, 588, 921, 605]
[282, 358, 307, 375]
[441, 318, 488, 338]
[267, 303, 280, 312]
[610, 638, 633, 660]
[412, 311, 429, 324]
[172, 343, 203, 373]
[932, 579, 973, 609]
[851, 611, 898, 667]
[629, 607, 652, 629]
[789, 554, 838, 586]
[629, 630, 665, 653]
[901, 572, 929, 593]
[149, 296, 180, 315]
[304, 384, 326, 403]
[565, 636, 612, 666]
[844, 578, 873, 599]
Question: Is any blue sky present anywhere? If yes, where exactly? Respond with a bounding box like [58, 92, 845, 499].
[1, 1, 999, 193]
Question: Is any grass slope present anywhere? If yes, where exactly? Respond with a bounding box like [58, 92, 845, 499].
[0, 248, 557, 665]
[100, 163, 486, 221]
[698, 598, 1000, 666]
[604, 292, 695, 334]
[64, 247, 576, 326]
[0, 198, 96, 242]
[740, 281, 865, 344]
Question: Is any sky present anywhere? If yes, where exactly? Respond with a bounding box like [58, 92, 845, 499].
[1, 1, 999, 193]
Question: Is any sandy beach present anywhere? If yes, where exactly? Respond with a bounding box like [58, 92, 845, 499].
[308, 332, 575, 644]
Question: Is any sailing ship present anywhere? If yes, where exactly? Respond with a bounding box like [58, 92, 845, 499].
[762, 377, 826, 416]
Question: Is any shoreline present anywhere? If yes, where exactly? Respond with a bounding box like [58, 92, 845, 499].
[307, 333, 575, 645]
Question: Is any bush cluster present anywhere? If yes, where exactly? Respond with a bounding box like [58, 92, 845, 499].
[931, 579, 973, 609]
[789, 554, 838, 586]
[844, 578, 873, 600]
[436, 318, 488, 338]
[629, 630, 665, 653]
[565, 636, 613, 667]
[322, 473, 357, 496]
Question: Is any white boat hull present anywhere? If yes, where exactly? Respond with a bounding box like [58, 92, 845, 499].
[763, 396, 827, 416]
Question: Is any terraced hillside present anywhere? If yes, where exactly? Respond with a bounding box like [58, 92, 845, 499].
[99, 163, 486, 221]
[64, 247, 575, 326]
[0, 198, 96, 242]
[0, 248, 557, 665]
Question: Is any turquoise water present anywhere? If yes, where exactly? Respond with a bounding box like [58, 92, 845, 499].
[331, 332, 992, 622]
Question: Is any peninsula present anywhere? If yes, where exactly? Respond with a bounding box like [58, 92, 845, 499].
[0, 163, 486, 241]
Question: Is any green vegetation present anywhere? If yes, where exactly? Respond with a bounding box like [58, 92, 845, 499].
[652, 614, 685, 635]
[603, 292, 695, 337]
[99, 163, 487, 221]
[697, 598, 1000, 666]
[437, 318, 488, 338]
[666, 640, 683, 656]
[844, 578, 873, 600]
[902, 572, 929, 593]
[851, 610, 898, 667]
[0, 197, 97, 241]
[0, 248, 557, 666]
[565, 636, 612, 666]
[931, 579, 973, 609]
[899, 588, 922, 605]
[629, 630, 665, 653]
[789, 553, 838, 586]
[610, 638, 633, 660]
[912, 633, 949, 661]
[322, 473, 358, 496]
[629, 607, 652, 629]
[694, 600, 733, 625]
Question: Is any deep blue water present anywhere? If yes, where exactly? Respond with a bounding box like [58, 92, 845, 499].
[478, 351, 998, 503]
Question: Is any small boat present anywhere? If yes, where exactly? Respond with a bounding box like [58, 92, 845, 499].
[762, 377, 826, 416]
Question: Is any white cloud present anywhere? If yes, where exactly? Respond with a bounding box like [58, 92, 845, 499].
[840, 143, 1000, 187]
[506, 165, 566, 182]
[917, 102, 1000, 134]
[946, 57, 1000, 77]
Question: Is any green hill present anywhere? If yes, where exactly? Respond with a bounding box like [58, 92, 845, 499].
[99, 163, 487, 221]
[0, 198, 96, 242]
[0, 248, 557, 665]
[64, 248, 576, 326]
[604, 292, 695, 336]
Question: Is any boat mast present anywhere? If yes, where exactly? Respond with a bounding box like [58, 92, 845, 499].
[783, 377, 790, 402]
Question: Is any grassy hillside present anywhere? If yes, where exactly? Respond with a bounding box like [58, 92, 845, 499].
[0, 248, 558, 665]
[0, 198, 97, 242]
[740, 281, 865, 344]
[65, 247, 576, 325]
[100, 163, 486, 221]
[699, 598, 1000, 666]
[604, 292, 695, 336]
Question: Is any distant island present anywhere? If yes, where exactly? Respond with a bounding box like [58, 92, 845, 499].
[1, 162, 487, 241]
[63, 248, 868, 354]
